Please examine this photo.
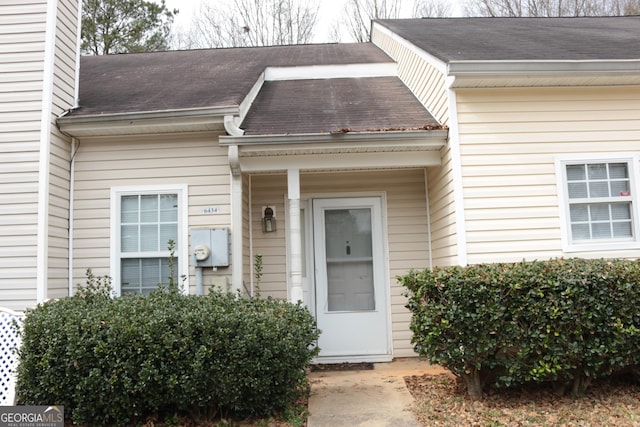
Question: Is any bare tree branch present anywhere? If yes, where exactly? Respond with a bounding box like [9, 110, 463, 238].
[463, 0, 640, 16]
[178, 0, 319, 49]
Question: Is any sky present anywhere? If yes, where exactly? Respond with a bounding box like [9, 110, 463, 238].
[162, 0, 464, 44]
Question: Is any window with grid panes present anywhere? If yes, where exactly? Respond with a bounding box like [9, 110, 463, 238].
[565, 161, 633, 243]
[120, 193, 179, 294]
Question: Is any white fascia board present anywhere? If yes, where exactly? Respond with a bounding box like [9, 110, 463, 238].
[264, 63, 398, 81]
[57, 107, 235, 137]
[238, 72, 265, 122]
[240, 150, 442, 172]
[448, 59, 640, 76]
[220, 129, 448, 147]
[371, 22, 448, 75]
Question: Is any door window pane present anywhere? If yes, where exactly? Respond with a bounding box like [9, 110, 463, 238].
[324, 208, 375, 312]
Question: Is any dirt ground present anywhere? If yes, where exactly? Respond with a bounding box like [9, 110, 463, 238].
[404, 372, 640, 426]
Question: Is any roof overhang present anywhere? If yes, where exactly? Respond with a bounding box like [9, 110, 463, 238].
[56, 107, 237, 137]
[221, 129, 448, 174]
[447, 60, 640, 88]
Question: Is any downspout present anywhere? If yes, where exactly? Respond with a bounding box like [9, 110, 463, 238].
[68, 138, 79, 296]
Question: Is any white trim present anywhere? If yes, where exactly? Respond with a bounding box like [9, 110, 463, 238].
[288, 169, 303, 303]
[36, 0, 60, 303]
[230, 174, 243, 294]
[446, 77, 468, 266]
[264, 63, 397, 81]
[110, 185, 189, 295]
[239, 151, 442, 173]
[371, 22, 448, 75]
[555, 153, 640, 253]
[424, 168, 433, 270]
[448, 59, 640, 76]
[313, 354, 393, 364]
[73, 0, 82, 108]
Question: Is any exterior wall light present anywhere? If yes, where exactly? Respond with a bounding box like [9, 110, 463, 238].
[262, 206, 276, 233]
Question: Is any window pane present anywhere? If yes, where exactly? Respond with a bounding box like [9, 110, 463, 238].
[160, 194, 178, 222]
[566, 164, 586, 181]
[611, 203, 631, 220]
[141, 258, 162, 287]
[592, 222, 612, 239]
[569, 204, 589, 222]
[610, 180, 630, 196]
[571, 223, 591, 240]
[121, 196, 138, 223]
[588, 164, 607, 180]
[589, 181, 610, 198]
[590, 204, 611, 221]
[140, 195, 158, 223]
[121, 259, 140, 292]
[121, 225, 138, 252]
[613, 222, 633, 238]
[568, 182, 588, 199]
[160, 224, 177, 249]
[140, 224, 159, 251]
[609, 163, 629, 179]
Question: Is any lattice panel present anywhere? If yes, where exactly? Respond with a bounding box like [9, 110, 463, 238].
[0, 308, 23, 406]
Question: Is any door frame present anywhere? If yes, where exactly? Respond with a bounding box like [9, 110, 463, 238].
[296, 193, 392, 363]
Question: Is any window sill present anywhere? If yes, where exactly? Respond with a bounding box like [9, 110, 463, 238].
[564, 240, 640, 253]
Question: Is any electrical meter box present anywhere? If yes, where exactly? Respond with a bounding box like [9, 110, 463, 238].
[191, 228, 229, 268]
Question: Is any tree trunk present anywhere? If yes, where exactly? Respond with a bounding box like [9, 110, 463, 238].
[462, 368, 484, 400]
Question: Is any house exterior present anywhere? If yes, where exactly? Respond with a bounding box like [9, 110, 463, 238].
[2, 1, 639, 362]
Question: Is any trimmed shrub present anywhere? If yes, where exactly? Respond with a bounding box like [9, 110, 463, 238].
[16, 274, 320, 425]
[400, 258, 640, 399]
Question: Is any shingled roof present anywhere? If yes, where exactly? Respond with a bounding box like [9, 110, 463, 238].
[241, 77, 440, 135]
[70, 42, 443, 136]
[74, 43, 394, 116]
[377, 16, 640, 62]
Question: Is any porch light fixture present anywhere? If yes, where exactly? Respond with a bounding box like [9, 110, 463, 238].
[262, 206, 276, 233]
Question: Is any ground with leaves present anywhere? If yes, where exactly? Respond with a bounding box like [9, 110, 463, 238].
[405, 372, 640, 426]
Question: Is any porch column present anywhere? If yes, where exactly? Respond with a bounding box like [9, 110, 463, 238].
[229, 146, 243, 294]
[288, 169, 303, 303]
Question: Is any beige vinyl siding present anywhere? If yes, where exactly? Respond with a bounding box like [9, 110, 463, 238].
[457, 86, 640, 263]
[427, 145, 459, 266]
[0, 1, 47, 309]
[250, 169, 431, 357]
[72, 133, 232, 294]
[371, 25, 450, 126]
[372, 25, 459, 267]
[47, 0, 80, 299]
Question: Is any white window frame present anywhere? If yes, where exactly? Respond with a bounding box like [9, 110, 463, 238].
[110, 184, 189, 295]
[556, 153, 640, 253]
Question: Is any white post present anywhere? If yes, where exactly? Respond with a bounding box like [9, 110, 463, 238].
[288, 169, 303, 303]
[229, 146, 244, 294]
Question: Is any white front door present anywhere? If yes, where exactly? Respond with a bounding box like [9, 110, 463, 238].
[313, 197, 390, 362]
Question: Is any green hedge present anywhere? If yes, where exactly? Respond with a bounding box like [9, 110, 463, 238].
[16, 275, 320, 425]
[400, 258, 640, 399]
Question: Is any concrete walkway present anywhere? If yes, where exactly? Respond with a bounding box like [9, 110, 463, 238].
[307, 358, 447, 427]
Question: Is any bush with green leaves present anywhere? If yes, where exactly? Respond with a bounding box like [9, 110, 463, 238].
[400, 258, 640, 399]
[16, 271, 320, 425]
